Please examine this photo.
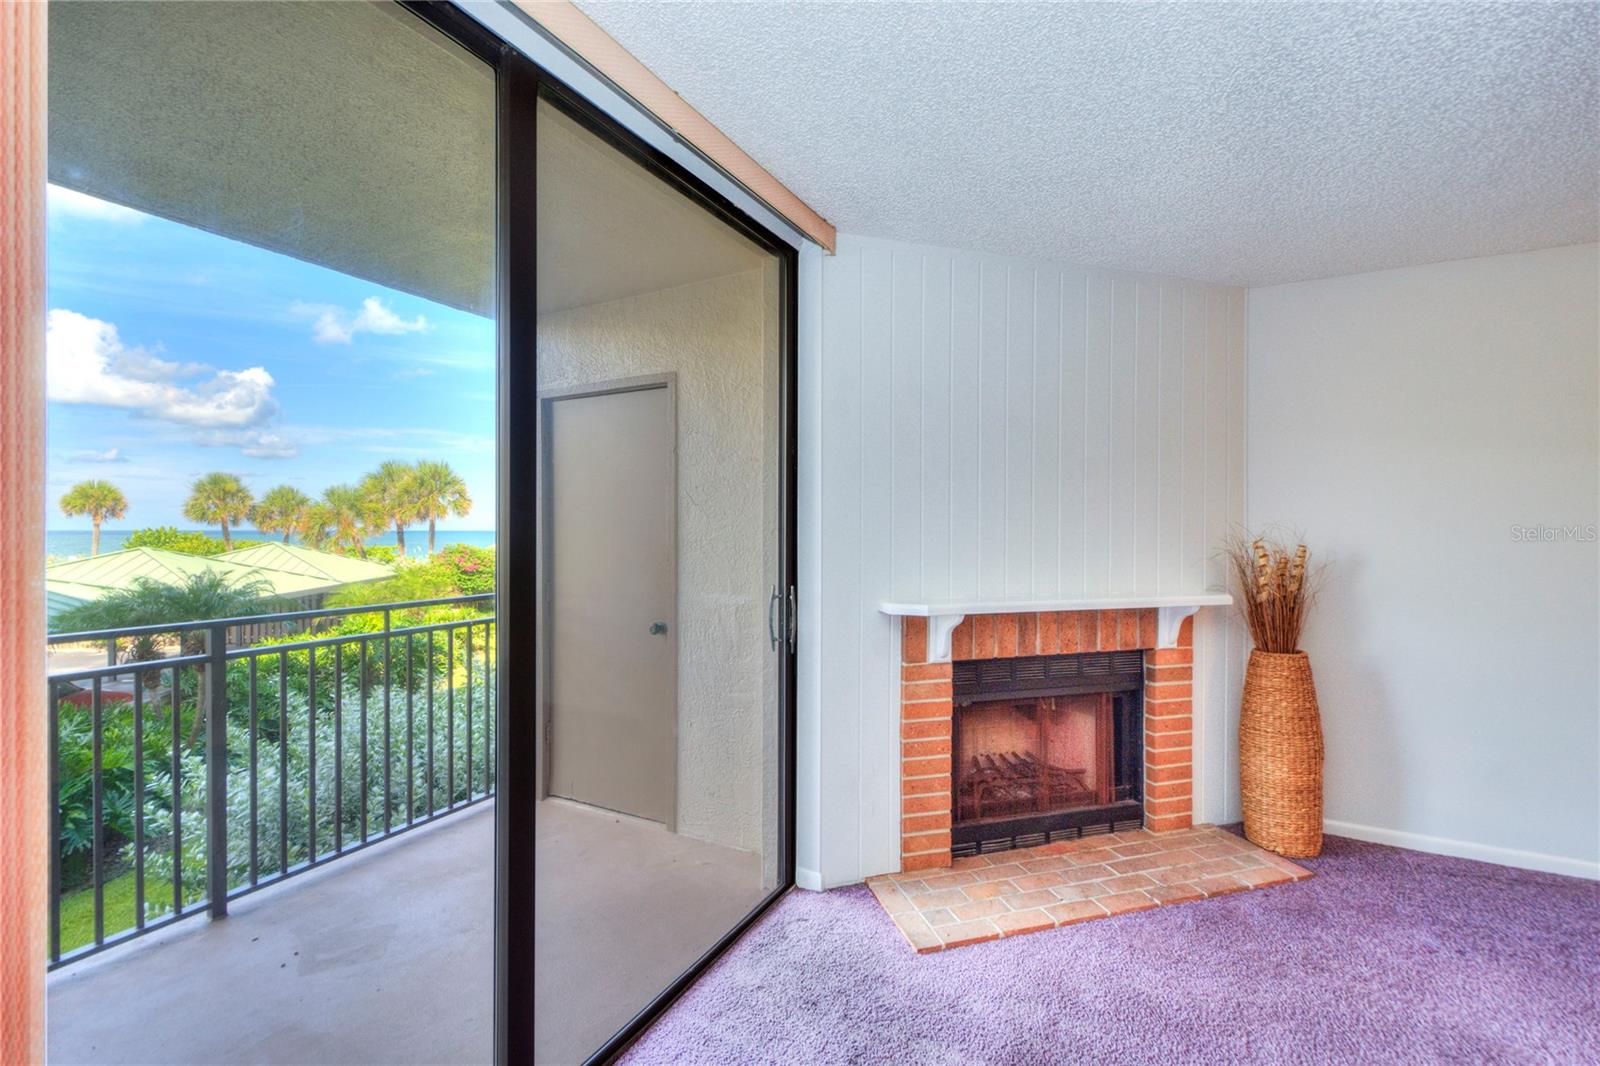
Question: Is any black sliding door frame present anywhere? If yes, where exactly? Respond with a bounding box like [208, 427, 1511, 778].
[402, 5, 800, 1064]
[531, 80, 801, 1066]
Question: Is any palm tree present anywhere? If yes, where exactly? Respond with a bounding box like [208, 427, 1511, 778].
[297, 502, 335, 550]
[251, 485, 312, 543]
[360, 460, 420, 556]
[321, 484, 376, 557]
[59, 480, 128, 556]
[182, 472, 253, 551]
[51, 571, 283, 746]
[410, 460, 473, 555]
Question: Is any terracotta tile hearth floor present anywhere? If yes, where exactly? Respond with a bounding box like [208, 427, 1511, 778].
[866, 825, 1312, 953]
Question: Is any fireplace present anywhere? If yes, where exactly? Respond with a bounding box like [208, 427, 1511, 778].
[896, 606, 1204, 874]
[951, 651, 1144, 856]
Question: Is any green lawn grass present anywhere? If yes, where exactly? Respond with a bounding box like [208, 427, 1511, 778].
[58, 869, 177, 953]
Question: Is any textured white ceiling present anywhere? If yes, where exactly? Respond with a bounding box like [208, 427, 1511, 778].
[576, 1, 1599, 286]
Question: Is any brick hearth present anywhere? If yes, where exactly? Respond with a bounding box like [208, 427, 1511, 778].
[900, 609, 1195, 873]
[869, 825, 1312, 953]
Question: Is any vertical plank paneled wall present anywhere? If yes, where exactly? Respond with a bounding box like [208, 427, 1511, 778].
[810, 234, 1246, 888]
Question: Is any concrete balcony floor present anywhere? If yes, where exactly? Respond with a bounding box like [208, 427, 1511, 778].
[48, 805, 496, 1066]
[47, 798, 769, 1066]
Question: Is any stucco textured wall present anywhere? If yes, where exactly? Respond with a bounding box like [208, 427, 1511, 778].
[538, 268, 776, 855]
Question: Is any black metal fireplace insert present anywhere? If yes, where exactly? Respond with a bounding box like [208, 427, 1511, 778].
[951, 650, 1143, 857]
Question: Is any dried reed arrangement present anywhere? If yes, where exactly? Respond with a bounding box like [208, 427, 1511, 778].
[1223, 531, 1321, 653]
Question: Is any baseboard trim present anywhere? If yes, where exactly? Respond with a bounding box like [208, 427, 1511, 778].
[1324, 819, 1600, 881]
[794, 865, 824, 892]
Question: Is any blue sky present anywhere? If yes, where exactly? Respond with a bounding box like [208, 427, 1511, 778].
[45, 186, 496, 531]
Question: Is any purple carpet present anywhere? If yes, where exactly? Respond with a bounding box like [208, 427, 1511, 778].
[621, 834, 1600, 1064]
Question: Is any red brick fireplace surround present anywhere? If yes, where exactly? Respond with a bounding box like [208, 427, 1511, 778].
[900, 609, 1195, 873]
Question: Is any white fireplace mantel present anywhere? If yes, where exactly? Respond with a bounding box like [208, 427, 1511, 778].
[880, 593, 1234, 662]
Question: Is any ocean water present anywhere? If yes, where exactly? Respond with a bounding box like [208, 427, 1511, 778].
[46, 529, 496, 562]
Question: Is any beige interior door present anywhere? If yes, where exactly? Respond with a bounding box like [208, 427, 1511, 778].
[545, 381, 676, 824]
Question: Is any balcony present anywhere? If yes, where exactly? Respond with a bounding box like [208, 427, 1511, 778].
[44, 594, 781, 1064]
[47, 803, 493, 1065]
[45, 597, 496, 971]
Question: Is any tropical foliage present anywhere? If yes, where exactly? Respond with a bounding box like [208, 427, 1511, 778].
[294, 503, 335, 551]
[319, 484, 379, 557]
[437, 544, 495, 595]
[51, 571, 283, 640]
[52, 629, 495, 952]
[52, 572, 287, 746]
[76, 459, 475, 559]
[52, 696, 172, 893]
[251, 485, 313, 543]
[325, 543, 495, 613]
[182, 472, 253, 551]
[124, 526, 235, 556]
[411, 460, 473, 555]
[360, 461, 419, 555]
[59, 479, 129, 556]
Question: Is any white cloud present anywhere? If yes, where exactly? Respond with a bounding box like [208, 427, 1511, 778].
[291, 297, 429, 344]
[352, 298, 429, 336]
[111, 347, 208, 383]
[47, 184, 147, 225]
[47, 309, 292, 456]
[303, 306, 355, 345]
[196, 429, 299, 459]
[241, 434, 297, 459]
[72, 447, 127, 463]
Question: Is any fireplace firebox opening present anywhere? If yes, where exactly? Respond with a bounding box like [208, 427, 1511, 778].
[951, 651, 1143, 857]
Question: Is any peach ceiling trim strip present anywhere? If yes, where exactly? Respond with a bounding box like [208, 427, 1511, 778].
[0, 1, 48, 1061]
[512, 0, 836, 253]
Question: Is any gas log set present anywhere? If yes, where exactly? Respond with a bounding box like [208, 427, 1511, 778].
[951, 651, 1144, 856]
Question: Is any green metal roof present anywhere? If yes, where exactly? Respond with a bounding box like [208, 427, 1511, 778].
[50, 546, 255, 588]
[217, 543, 395, 585]
[46, 581, 102, 619]
[44, 546, 393, 619]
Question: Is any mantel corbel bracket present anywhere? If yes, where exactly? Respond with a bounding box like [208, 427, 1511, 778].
[1156, 605, 1201, 649]
[927, 614, 965, 664]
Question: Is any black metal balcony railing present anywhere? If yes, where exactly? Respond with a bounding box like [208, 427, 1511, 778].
[46, 595, 496, 970]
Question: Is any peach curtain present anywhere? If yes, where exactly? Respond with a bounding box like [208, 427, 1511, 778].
[1, 1, 48, 1062]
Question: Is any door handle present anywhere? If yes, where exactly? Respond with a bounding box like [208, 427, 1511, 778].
[649, 621, 667, 635]
[767, 585, 780, 650]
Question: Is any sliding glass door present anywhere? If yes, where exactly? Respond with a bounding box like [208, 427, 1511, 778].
[41, 5, 794, 1063]
[530, 89, 794, 1064]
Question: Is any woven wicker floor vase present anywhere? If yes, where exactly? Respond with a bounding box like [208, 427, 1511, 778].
[1239, 649, 1324, 858]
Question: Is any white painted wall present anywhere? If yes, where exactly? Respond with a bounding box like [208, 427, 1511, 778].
[539, 267, 780, 858]
[795, 241, 826, 889]
[798, 233, 1248, 889]
[1248, 243, 1600, 878]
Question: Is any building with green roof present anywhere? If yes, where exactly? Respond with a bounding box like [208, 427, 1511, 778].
[45, 545, 394, 621]
[216, 543, 395, 587]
